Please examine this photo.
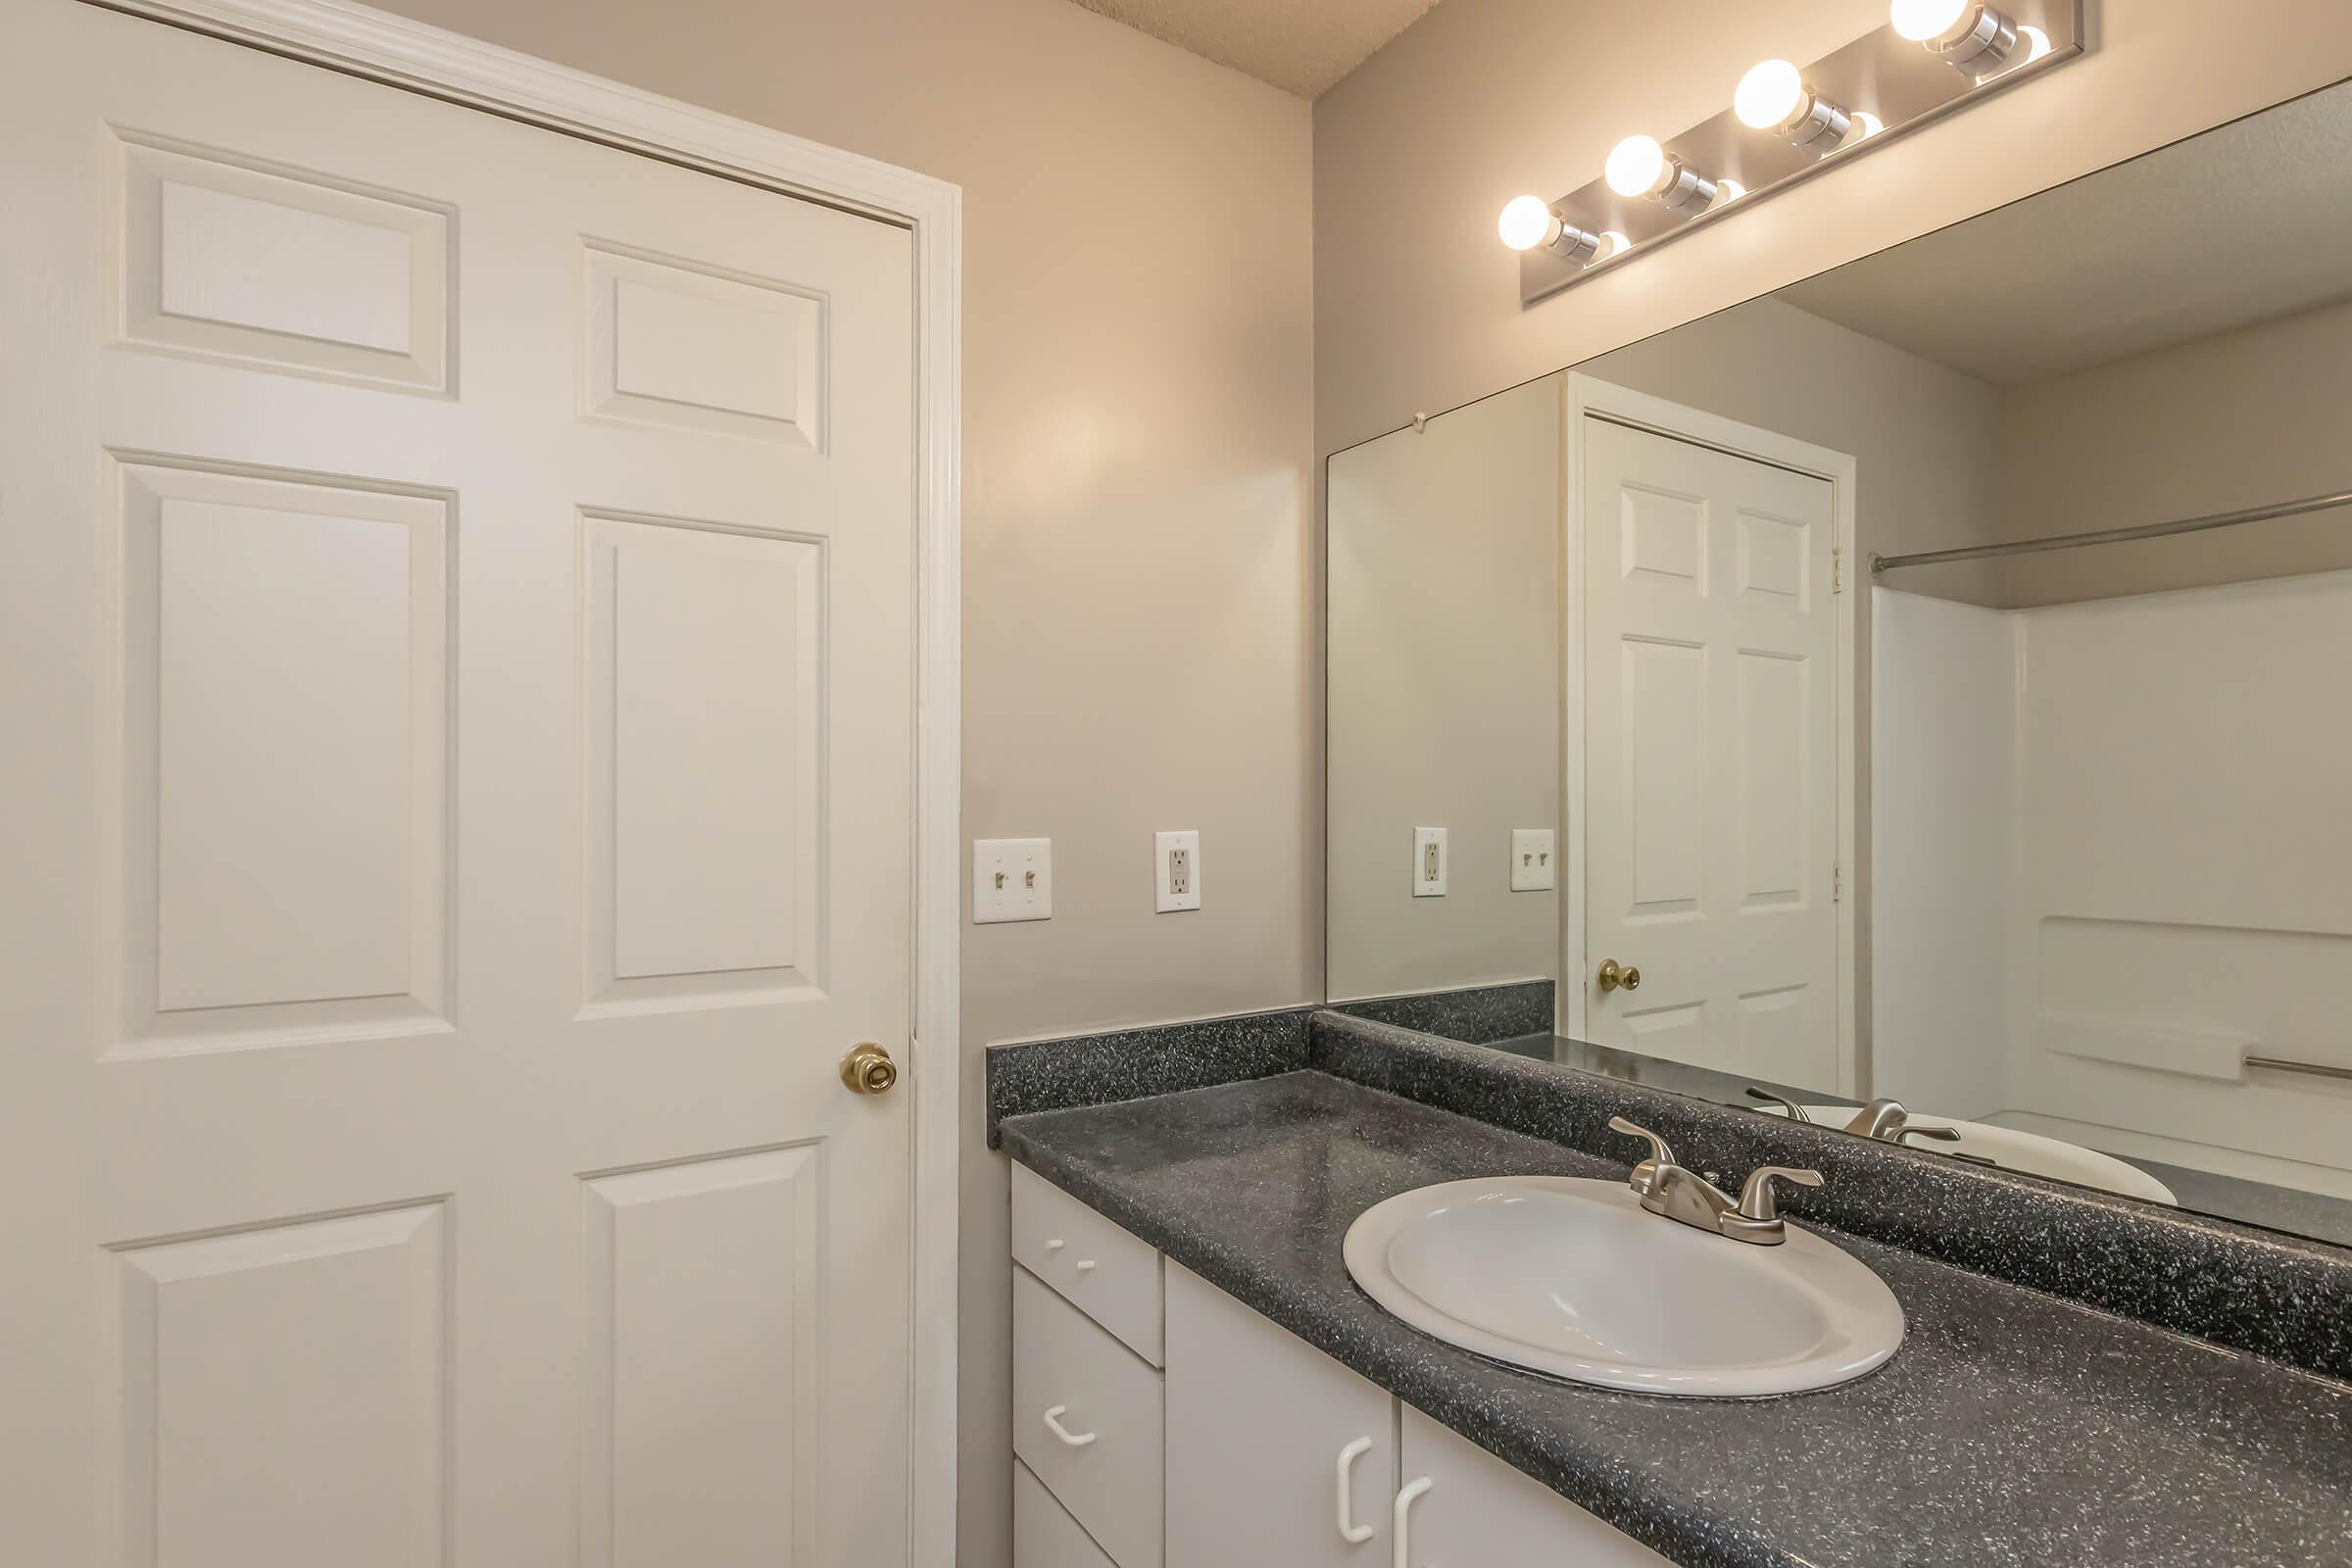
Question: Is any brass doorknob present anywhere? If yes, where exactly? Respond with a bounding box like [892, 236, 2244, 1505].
[841, 1042, 899, 1095]
[1596, 958, 1642, 994]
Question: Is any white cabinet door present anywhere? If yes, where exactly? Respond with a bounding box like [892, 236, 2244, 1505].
[1581, 413, 1840, 1088]
[1014, 1269, 1166, 1568]
[1396, 1405, 1673, 1567]
[1015, 1460, 1119, 1568]
[0, 4, 917, 1565]
[1165, 1262, 1396, 1568]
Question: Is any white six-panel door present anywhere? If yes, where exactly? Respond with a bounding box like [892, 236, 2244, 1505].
[1580, 416, 1840, 1088]
[0, 2, 917, 1562]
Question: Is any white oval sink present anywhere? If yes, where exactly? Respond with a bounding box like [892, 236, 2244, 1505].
[1773, 1106, 2178, 1205]
[1345, 1177, 1903, 1397]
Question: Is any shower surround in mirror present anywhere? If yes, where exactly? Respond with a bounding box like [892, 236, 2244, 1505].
[1323, 81, 2352, 1247]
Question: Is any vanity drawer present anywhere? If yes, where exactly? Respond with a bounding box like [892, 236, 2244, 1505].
[1014, 1265, 1164, 1568]
[1012, 1162, 1164, 1365]
[1015, 1457, 1118, 1568]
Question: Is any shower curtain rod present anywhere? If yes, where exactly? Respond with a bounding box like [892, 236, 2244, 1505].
[1869, 486, 2352, 575]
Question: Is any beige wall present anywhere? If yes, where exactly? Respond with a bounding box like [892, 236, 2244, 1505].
[1326, 376, 1561, 1001]
[1998, 295, 2352, 605]
[363, 2, 1315, 1564]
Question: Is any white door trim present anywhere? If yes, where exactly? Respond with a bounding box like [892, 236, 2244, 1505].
[81, 2, 963, 1560]
[1561, 373, 1860, 1097]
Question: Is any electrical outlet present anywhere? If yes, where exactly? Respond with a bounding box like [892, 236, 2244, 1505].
[1154, 830, 1200, 912]
[1510, 828, 1555, 892]
[1412, 826, 1447, 897]
[973, 838, 1052, 923]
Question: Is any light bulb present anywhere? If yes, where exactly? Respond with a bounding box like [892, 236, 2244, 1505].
[1894, 0, 2018, 74]
[1497, 195, 1558, 252]
[1605, 135, 1667, 198]
[1733, 59, 1854, 152]
[1735, 60, 1805, 130]
[1890, 0, 1969, 41]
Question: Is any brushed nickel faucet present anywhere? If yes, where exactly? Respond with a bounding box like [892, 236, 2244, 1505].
[1743, 1089, 1964, 1151]
[1607, 1116, 1823, 1246]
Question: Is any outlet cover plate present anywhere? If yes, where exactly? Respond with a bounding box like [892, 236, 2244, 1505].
[1413, 826, 1447, 898]
[1511, 828, 1556, 892]
[974, 838, 1052, 923]
[1154, 830, 1200, 912]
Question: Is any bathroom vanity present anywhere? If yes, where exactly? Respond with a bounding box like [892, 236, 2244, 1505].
[1010, 1162, 1667, 1568]
[992, 1011, 2352, 1568]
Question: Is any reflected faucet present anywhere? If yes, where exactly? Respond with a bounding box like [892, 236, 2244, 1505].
[1840, 1098, 1962, 1147]
[1744, 1089, 1998, 1169]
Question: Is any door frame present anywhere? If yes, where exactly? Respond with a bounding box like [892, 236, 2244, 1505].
[87, 0, 964, 1559]
[1561, 373, 1859, 1097]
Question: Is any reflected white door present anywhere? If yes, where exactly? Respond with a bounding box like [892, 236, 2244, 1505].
[0, 4, 917, 1564]
[1581, 416, 1838, 1086]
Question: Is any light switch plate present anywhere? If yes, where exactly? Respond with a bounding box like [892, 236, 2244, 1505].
[973, 838, 1052, 923]
[1412, 826, 1447, 898]
[1511, 828, 1555, 892]
[1153, 829, 1200, 912]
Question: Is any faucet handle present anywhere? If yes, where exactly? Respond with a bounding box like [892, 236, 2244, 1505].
[1607, 1116, 1675, 1196]
[1736, 1165, 1823, 1223]
[1608, 1115, 1675, 1166]
[1895, 1124, 1961, 1147]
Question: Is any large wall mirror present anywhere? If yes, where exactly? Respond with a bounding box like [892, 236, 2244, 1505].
[1326, 82, 2352, 1247]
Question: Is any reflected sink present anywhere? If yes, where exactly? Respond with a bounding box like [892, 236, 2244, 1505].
[1771, 1105, 2178, 1205]
[1344, 1177, 1903, 1397]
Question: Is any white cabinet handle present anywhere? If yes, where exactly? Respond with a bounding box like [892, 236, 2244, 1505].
[1074, 1258, 1097, 1273]
[1393, 1476, 1431, 1568]
[1041, 1404, 1098, 1447]
[1046, 1239, 1066, 1252]
[1335, 1436, 1375, 1544]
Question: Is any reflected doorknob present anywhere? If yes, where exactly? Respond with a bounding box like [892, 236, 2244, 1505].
[841, 1042, 899, 1095]
[1596, 958, 1642, 994]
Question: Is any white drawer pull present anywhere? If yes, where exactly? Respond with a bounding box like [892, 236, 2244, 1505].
[1393, 1476, 1431, 1568]
[1042, 1404, 1098, 1447]
[1336, 1436, 1375, 1544]
[1046, 1238, 1065, 1251]
[1074, 1258, 1097, 1273]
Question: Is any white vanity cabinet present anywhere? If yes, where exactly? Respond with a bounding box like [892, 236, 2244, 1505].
[1164, 1261, 1396, 1567]
[1011, 1165, 1676, 1568]
[1395, 1405, 1673, 1567]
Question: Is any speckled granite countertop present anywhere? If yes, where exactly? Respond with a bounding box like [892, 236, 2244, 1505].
[998, 1070, 2352, 1568]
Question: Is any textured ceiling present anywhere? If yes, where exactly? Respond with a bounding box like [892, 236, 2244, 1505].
[1069, 0, 1444, 97]
[1778, 86, 2352, 387]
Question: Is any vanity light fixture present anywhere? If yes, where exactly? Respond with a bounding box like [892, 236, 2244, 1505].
[1505, 1, 2082, 304]
[1604, 135, 1723, 213]
[1890, 0, 2021, 75]
[1496, 195, 1609, 263]
[1735, 59, 1856, 152]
